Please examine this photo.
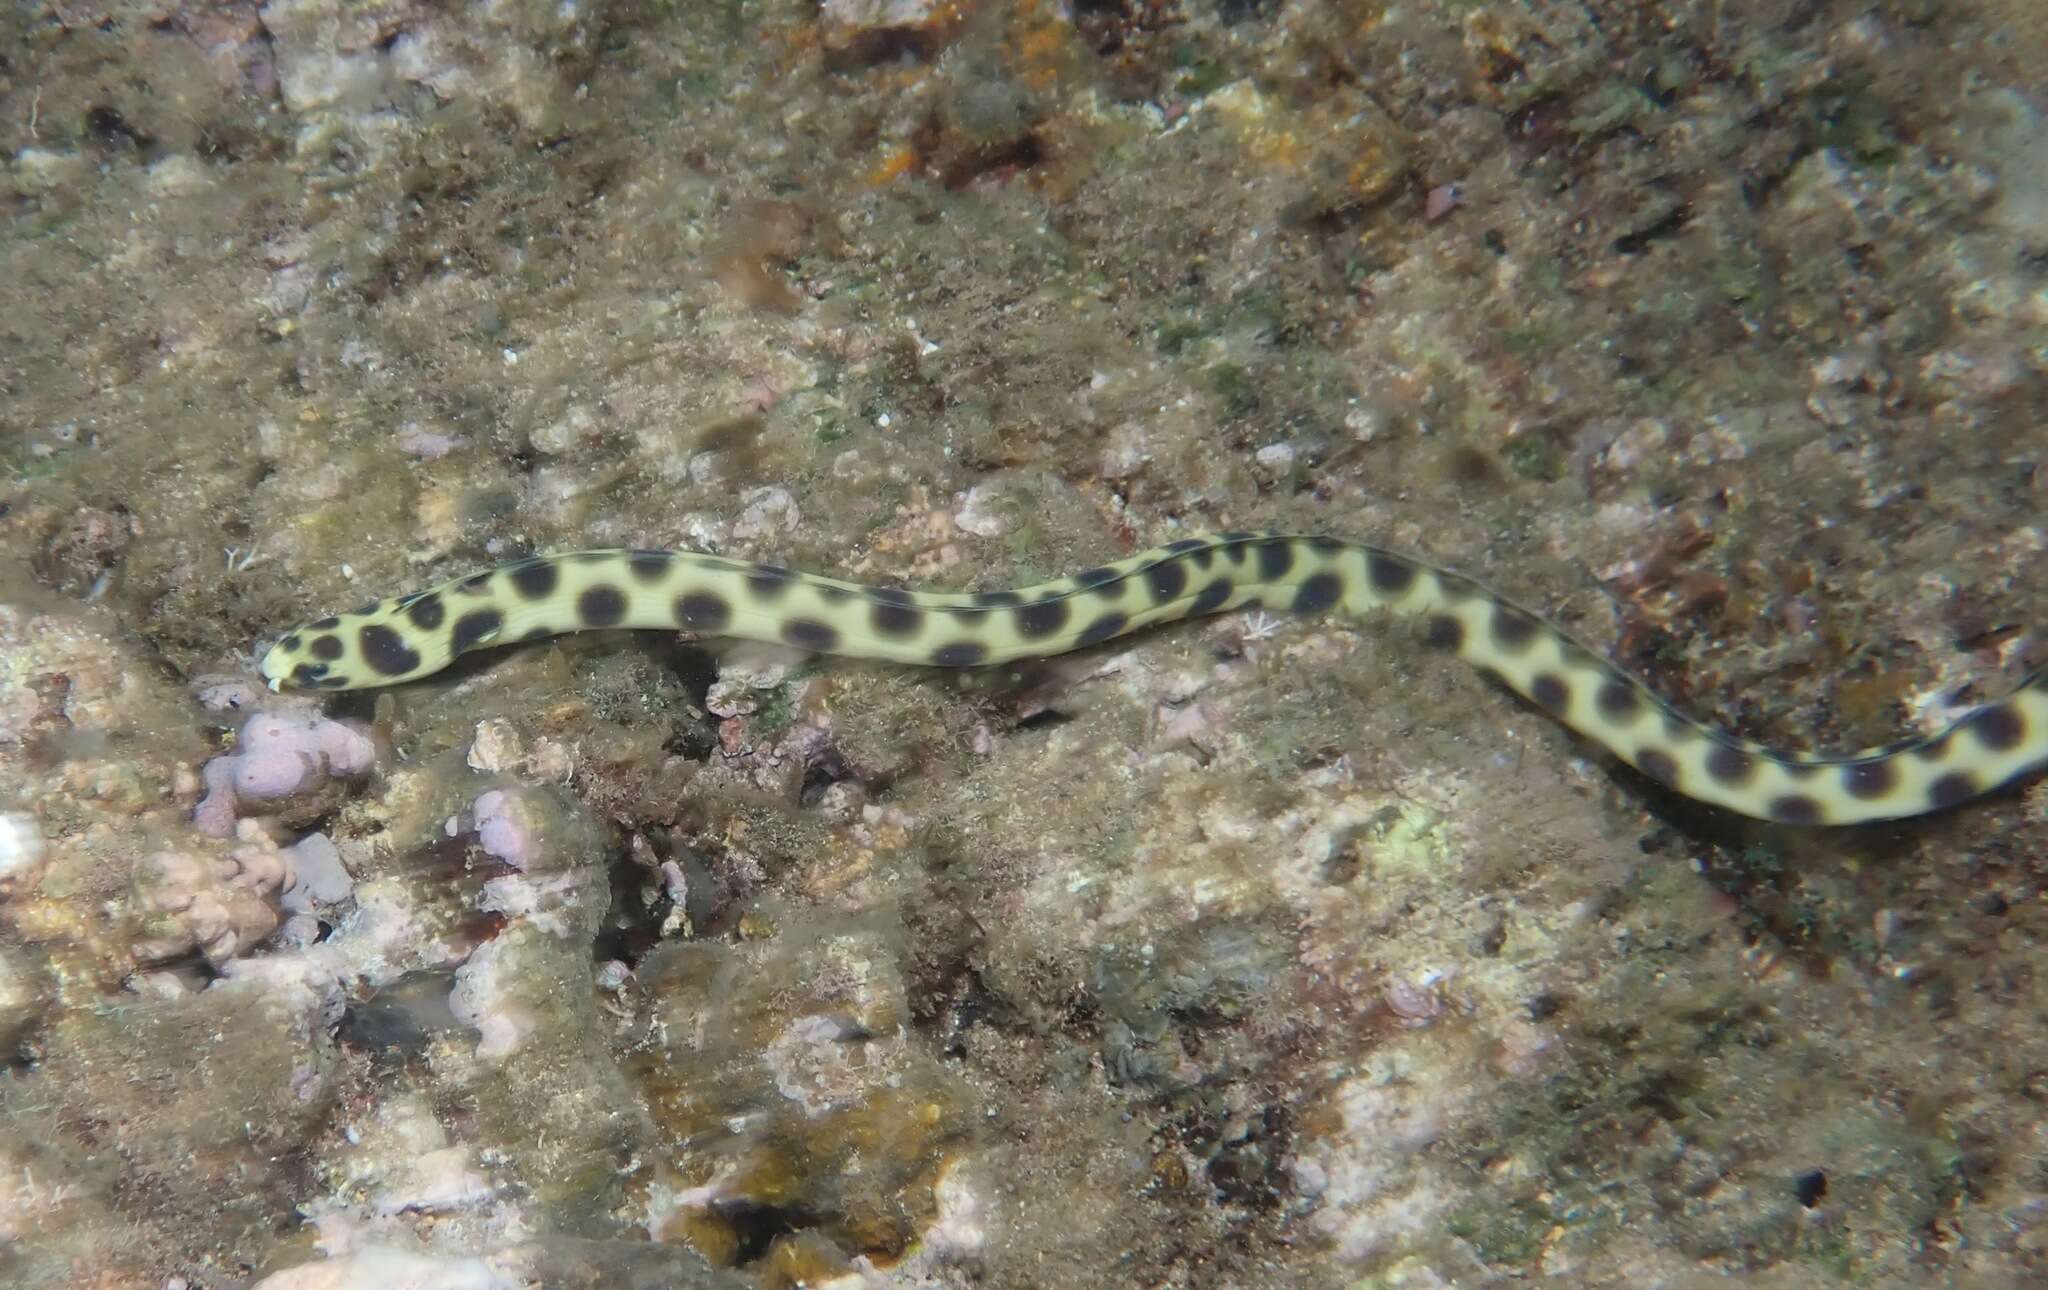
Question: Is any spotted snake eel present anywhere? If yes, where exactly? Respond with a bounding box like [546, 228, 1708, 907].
[258, 533, 2047, 826]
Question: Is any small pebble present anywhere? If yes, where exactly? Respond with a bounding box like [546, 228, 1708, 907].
[0, 812, 47, 886]
[1384, 978, 1444, 1026]
[473, 790, 538, 869]
[395, 421, 463, 459]
[283, 833, 354, 910]
[1254, 443, 1296, 473]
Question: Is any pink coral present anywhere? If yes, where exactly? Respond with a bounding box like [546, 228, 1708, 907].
[193, 711, 376, 838]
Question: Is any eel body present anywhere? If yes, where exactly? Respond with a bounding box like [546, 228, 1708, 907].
[258, 533, 2047, 826]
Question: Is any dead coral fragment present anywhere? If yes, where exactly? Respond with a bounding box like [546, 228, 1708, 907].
[633, 918, 970, 1273]
[472, 789, 541, 870]
[1205, 79, 1410, 218]
[131, 823, 355, 967]
[0, 941, 53, 1054]
[251, 1240, 749, 1290]
[132, 840, 286, 967]
[819, 0, 964, 69]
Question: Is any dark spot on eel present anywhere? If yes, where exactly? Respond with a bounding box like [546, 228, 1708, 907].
[404, 594, 445, 630]
[1596, 677, 1640, 720]
[1366, 552, 1415, 596]
[1015, 597, 1070, 639]
[1530, 673, 1569, 713]
[578, 585, 627, 627]
[1076, 612, 1129, 647]
[870, 601, 924, 637]
[782, 618, 839, 652]
[510, 560, 559, 599]
[1705, 744, 1756, 785]
[1768, 794, 1823, 825]
[746, 565, 794, 600]
[932, 641, 988, 667]
[1929, 770, 1977, 811]
[627, 550, 673, 582]
[1189, 578, 1233, 616]
[1291, 572, 1342, 615]
[1490, 606, 1539, 651]
[1635, 747, 1680, 787]
[675, 593, 732, 632]
[450, 609, 503, 654]
[1842, 758, 1896, 799]
[1146, 558, 1188, 602]
[359, 624, 421, 677]
[1254, 540, 1295, 582]
[1967, 702, 2026, 752]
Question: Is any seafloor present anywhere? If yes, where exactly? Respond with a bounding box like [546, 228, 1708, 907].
[2, 1, 2045, 1286]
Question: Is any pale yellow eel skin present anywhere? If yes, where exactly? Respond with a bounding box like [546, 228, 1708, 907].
[258, 533, 2048, 826]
